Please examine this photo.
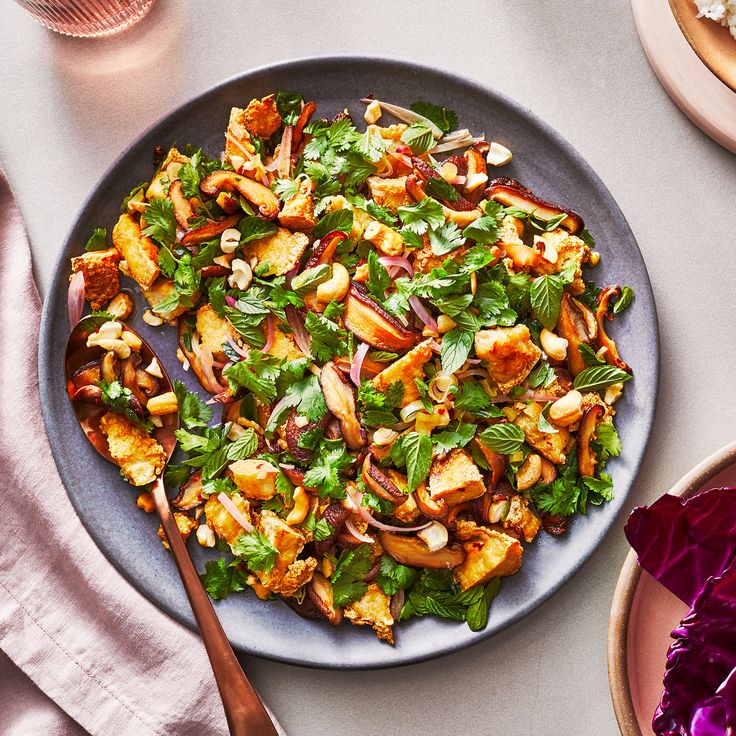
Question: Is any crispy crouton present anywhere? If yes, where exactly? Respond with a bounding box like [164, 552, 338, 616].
[267, 326, 305, 362]
[532, 230, 592, 295]
[146, 147, 189, 200]
[158, 512, 197, 551]
[243, 95, 282, 138]
[411, 237, 466, 274]
[428, 449, 486, 506]
[112, 214, 160, 288]
[344, 582, 395, 644]
[99, 411, 166, 486]
[474, 325, 541, 392]
[497, 215, 524, 244]
[371, 339, 433, 408]
[196, 304, 236, 361]
[512, 402, 572, 464]
[205, 493, 252, 545]
[454, 521, 523, 590]
[366, 176, 412, 213]
[225, 107, 251, 164]
[392, 488, 421, 523]
[71, 248, 121, 310]
[256, 511, 316, 596]
[279, 191, 317, 231]
[362, 220, 404, 256]
[241, 227, 309, 276]
[503, 495, 541, 542]
[227, 458, 278, 500]
[142, 278, 192, 320]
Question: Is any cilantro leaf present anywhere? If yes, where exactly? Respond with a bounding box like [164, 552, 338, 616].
[352, 131, 387, 162]
[274, 91, 303, 125]
[141, 198, 177, 247]
[173, 379, 213, 429]
[582, 472, 615, 504]
[331, 545, 373, 606]
[199, 558, 249, 601]
[432, 422, 476, 454]
[593, 422, 622, 460]
[454, 382, 503, 419]
[231, 529, 279, 573]
[462, 215, 500, 245]
[96, 380, 152, 431]
[222, 351, 282, 402]
[84, 227, 107, 252]
[428, 221, 465, 256]
[303, 439, 353, 498]
[304, 312, 347, 363]
[397, 198, 445, 235]
[273, 178, 300, 202]
[376, 555, 418, 596]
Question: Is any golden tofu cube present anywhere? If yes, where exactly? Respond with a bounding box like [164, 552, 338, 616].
[474, 325, 542, 392]
[453, 520, 523, 591]
[392, 487, 421, 523]
[142, 278, 193, 320]
[196, 304, 236, 361]
[70, 248, 121, 310]
[112, 213, 160, 288]
[145, 147, 189, 200]
[344, 582, 395, 644]
[205, 493, 252, 545]
[366, 176, 412, 213]
[241, 227, 309, 276]
[279, 191, 317, 231]
[512, 401, 572, 464]
[428, 449, 486, 506]
[158, 512, 197, 550]
[243, 95, 282, 138]
[227, 458, 278, 500]
[267, 326, 306, 362]
[371, 339, 433, 408]
[532, 231, 592, 295]
[363, 220, 404, 256]
[99, 411, 166, 486]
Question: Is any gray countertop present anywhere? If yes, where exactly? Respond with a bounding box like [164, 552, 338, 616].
[2, 0, 735, 734]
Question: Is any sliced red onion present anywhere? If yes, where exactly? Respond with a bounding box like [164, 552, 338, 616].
[408, 296, 438, 333]
[191, 334, 227, 394]
[345, 518, 375, 545]
[350, 342, 370, 387]
[266, 394, 293, 428]
[217, 492, 254, 533]
[395, 144, 412, 155]
[346, 484, 432, 533]
[378, 256, 413, 277]
[262, 313, 275, 353]
[206, 390, 231, 405]
[284, 265, 300, 289]
[429, 339, 442, 353]
[275, 125, 293, 179]
[285, 305, 312, 357]
[227, 336, 248, 358]
[225, 295, 237, 307]
[67, 271, 85, 328]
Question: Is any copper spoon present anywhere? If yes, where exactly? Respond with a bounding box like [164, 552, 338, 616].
[65, 316, 278, 736]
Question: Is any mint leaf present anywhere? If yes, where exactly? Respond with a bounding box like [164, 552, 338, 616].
[613, 286, 635, 314]
[409, 101, 458, 134]
[400, 123, 435, 154]
[572, 365, 632, 392]
[441, 328, 473, 374]
[84, 227, 107, 252]
[313, 208, 353, 239]
[478, 423, 525, 455]
[530, 275, 564, 330]
[238, 216, 277, 244]
[398, 432, 432, 491]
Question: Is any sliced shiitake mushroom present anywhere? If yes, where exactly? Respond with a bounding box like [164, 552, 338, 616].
[200, 171, 279, 220]
[410, 157, 476, 211]
[473, 439, 507, 489]
[71, 359, 101, 389]
[100, 352, 118, 384]
[362, 454, 405, 505]
[120, 353, 148, 406]
[415, 481, 449, 520]
[181, 213, 242, 247]
[595, 286, 630, 372]
[314, 503, 350, 554]
[319, 361, 366, 449]
[171, 471, 205, 510]
[135, 367, 159, 398]
[557, 293, 597, 376]
[168, 179, 195, 229]
[291, 101, 316, 150]
[285, 408, 330, 463]
[308, 572, 342, 625]
[578, 404, 605, 477]
[485, 177, 584, 234]
[304, 231, 347, 269]
[379, 531, 465, 569]
[343, 284, 417, 351]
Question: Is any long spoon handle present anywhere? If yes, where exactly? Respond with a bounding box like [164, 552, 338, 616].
[152, 476, 278, 736]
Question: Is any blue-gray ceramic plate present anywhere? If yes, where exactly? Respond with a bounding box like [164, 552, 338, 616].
[38, 56, 659, 669]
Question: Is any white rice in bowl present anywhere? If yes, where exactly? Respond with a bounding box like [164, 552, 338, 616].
[694, 0, 736, 39]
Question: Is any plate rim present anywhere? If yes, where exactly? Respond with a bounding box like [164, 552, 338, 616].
[607, 438, 736, 735]
[39, 54, 661, 669]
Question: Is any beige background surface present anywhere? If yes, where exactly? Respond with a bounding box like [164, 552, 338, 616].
[1, 1, 735, 734]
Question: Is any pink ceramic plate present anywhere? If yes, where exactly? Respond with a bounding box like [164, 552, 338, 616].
[608, 440, 736, 735]
[632, 0, 736, 153]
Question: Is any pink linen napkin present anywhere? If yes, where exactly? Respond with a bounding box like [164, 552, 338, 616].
[0, 173, 283, 734]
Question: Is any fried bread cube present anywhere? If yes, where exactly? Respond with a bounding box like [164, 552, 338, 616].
[142, 278, 192, 321]
[453, 520, 523, 591]
[227, 458, 278, 500]
[145, 147, 189, 200]
[474, 325, 541, 392]
[512, 402, 572, 464]
[158, 512, 197, 551]
[366, 176, 412, 213]
[371, 339, 433, 408]
[344, 582, 395, 644]
[411, 237, 466, 274]
[99, 411, 166, 486]
[71, 248, 121, 310]
[503, 495, 541, 543]
[112, 214, 160, 288]
[532, 230, 592, 295]
[428, 449, 486, 506]
[267, 326, 305, 362]
[278, 190, 317, 231]
[205, 493, 252, 545]
[256, 511, 316, 596]
[243, 95, 282, 138]
[196, 304, 236, 361]
[241, 227, 309, 276]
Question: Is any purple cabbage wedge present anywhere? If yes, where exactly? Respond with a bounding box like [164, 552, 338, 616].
[625, 487, 736, 736]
